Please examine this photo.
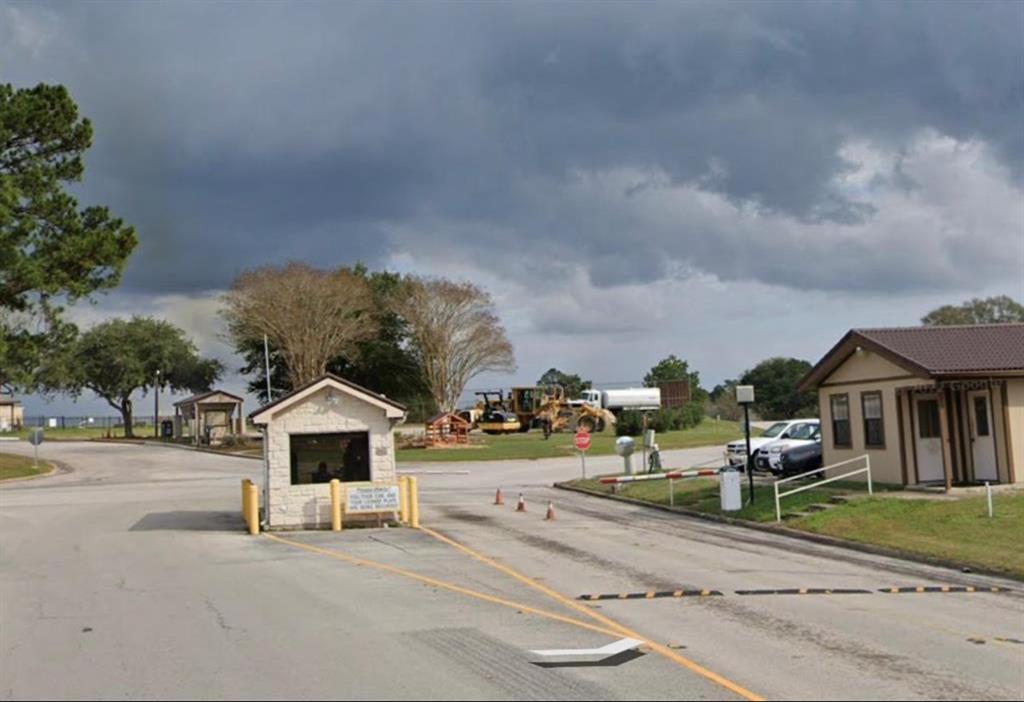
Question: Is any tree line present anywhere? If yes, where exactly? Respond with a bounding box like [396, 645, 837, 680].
[3, 81, 1022, 435]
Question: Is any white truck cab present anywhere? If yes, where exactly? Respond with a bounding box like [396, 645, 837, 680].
[725, 418, 820, 468]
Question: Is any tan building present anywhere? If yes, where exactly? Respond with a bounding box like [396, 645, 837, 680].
[173, 390, 245, 444]
[799, 324, 1023, 489]
[250, 374, 406, 530]
[0, 394, 24, 431]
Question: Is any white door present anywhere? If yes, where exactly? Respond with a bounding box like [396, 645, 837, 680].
[914, 398, 945, 483]
[968, 391, 998, 482]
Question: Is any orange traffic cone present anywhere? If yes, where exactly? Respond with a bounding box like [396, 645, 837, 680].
[516, 494, 527, 512]
[545, 502, 556, 521]
[494, 488, 504, 506]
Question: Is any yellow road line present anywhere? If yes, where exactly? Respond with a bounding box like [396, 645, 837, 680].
[262, 533, 621, 638]
[420, 526, 764, 702]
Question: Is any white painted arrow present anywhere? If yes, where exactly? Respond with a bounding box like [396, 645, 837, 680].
[530, 637, 645, 661]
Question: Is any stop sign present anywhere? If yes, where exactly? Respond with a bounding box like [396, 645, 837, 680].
[574, 430, 591, 452]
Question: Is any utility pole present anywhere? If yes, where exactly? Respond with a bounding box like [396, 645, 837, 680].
[263, 334, 273, 402]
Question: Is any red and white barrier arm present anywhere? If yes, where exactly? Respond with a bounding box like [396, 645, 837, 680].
[599, 469, 719, 485]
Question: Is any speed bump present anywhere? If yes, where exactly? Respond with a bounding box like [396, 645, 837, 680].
[880, 586, 1006, 594]
[579, 590, 722, 601]
[735, 588, 871, 596]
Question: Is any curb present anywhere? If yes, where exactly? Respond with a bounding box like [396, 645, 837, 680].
[139, 440, 261, 461]
[553, 481, 1024, 584]
[0, 456, 74, 485]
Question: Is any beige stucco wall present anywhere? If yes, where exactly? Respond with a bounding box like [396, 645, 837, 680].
[817, 348, 926, 485]
[1005, 378, 1024, 484]
[263, 387, 398, 529]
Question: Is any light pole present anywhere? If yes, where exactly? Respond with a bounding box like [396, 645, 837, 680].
[154, 369, 161, 438]
[736, 385, 755, 505]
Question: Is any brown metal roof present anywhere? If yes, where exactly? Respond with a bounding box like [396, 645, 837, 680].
[855, 324, 1024, 375]
[799, 323, 1024, 391]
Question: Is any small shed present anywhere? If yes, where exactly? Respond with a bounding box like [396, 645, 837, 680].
[250, 373, 407, 530]
[424, 412, 471, 446]
[0, 394, 23, 431]
[174, 390, 244, 444]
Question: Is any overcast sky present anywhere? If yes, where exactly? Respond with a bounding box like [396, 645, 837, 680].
[4, 1, 1022, 417]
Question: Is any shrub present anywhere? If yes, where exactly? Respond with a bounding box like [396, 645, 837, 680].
[615, 410, 644, 436]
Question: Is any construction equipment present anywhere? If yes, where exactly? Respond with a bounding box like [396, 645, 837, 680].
[473, 390, 521, 435]
[510, 385, 615, 436]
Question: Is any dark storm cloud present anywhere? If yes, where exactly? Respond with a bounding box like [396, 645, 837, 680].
[1, 0, 1020, 296]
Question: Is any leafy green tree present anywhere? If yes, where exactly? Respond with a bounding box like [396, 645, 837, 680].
[739, 357, 818, 420]
[537, 368, 591, 399]
[642, 354, 707, 403]
[921, 295, 1024, 326]
[708, 379, 742, 421]
[45, 317, 222, 437]
[1, 83, 137, 389]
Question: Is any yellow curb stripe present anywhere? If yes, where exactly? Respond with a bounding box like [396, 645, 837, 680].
[420, 526, 764, 702]
[262, 533, 621, 639]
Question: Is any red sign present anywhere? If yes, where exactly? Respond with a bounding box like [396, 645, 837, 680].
[574, 430, 591, 452]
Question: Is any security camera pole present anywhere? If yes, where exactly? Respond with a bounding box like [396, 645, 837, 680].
[736, 385, 755, 504]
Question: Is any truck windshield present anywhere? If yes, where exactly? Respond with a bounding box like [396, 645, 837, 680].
[762, 422, 788, 438]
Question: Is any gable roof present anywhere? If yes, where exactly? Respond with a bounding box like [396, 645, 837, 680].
[798, 323, 1024, 392]
[249, 373, 407, 424]
[426, 411, 471, 426]
[174, 389, 244, 406]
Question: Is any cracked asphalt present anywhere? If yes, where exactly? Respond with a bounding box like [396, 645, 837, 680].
[1, 441, 1021, 700]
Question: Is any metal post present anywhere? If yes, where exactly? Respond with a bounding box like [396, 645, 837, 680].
[866, 455, 873, 496]
[33, 442, 38, 471]
[246, 482, 259, 535]
[744, 403, 754, 504]
[581, 451, 587, 480]
[774, 483, 781, 523]
[154, 370, 161, 438]
[669, 477, 675, 508]
[986, 482, 993, 518]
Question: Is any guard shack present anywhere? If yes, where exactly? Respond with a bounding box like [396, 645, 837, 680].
[174, 390, 245, 445]
[250, 373, 407, 530]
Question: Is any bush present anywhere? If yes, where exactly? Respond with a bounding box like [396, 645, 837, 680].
[615, 410, 644, 436]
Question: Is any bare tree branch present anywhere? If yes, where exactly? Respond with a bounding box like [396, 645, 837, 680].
[221, 263, 378, 389]
[394, 277, 515, 412]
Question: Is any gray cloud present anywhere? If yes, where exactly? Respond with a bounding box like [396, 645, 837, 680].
[1, 0, 1021, 301]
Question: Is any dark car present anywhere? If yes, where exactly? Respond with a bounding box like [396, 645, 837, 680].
[776, 438, 823, 477]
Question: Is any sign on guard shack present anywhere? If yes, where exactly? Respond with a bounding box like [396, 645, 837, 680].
[249, 374, 407, 530]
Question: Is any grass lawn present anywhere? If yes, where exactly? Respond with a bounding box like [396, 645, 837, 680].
[396, 418, 757, 463]
[794, 493, 1024, 578]
[0, 426, 127, 441]
[0, 452, 52, 481]
[566, 475, 884, 522]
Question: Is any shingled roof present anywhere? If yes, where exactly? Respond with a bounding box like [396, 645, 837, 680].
[799, 323, 1024, 391]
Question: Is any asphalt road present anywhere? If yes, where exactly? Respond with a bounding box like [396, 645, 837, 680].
[1, 441, 1022, 700]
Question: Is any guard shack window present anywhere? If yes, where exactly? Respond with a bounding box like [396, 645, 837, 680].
[290, 432, 370, 485]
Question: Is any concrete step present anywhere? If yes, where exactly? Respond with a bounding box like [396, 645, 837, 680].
[804, 503, 833, 513]
[781, 512, 812, 521]
[828, 495, 851, 505]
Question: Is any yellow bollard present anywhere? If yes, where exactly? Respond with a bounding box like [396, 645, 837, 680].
[408, 475, 420, 529]
[398, 476, 410, 524]
[330, 479, 342, 532]
[241, 479, 251, 530]
[245, 482, 259, 535]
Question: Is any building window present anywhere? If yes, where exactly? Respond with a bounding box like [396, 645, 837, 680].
[973, 397, 990, 437]
[917, 399, 940, 439]
[830, 394, 851, 448]
[861, 391, 885, 448]
[289, 432, 371, 485]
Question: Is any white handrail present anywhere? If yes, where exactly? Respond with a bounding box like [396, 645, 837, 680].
[774, 455, 872, 522]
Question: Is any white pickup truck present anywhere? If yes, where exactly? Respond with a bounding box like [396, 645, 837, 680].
[724, 419, 821, 470]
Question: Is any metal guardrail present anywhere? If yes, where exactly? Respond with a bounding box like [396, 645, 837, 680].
[773, 455, 872, 523]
